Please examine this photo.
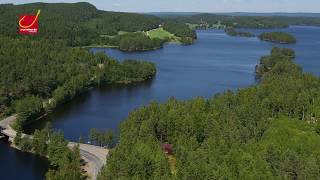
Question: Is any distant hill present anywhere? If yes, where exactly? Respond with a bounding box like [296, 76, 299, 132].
[151, 12, 320, 28]
[0, 2, 162, 45]
[148, 12, 320, 18]
[146, 12, 200, 17]
[217, 12, 320, 17]
[0, 2, 196, 48]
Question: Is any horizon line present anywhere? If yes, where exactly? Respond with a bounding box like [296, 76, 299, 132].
[1, 2, 319, 14]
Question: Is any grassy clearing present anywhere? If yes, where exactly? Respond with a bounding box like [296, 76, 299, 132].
[186, 23, 199, 30]
[118, 31, 129, 35]
[102, 28, 176, 40]
[96, 27, 183, 49]
[146, 28, 174, 39]
[100, 34, 116, 38]
[146, 27, 182, 44]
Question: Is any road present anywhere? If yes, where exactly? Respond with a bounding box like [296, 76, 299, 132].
[0, 115, 109, 180]
[69, 142, 109, 179]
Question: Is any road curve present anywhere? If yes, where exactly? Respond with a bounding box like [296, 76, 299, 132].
[1, 115, 109, 180]
[68, 142, 109, 180]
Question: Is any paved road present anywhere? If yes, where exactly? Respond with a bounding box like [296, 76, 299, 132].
[0, 115, 16, 129]
[69, 142, 109, 179]
[1, 115, 109, 180]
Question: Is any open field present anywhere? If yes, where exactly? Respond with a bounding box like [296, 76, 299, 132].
[146, 27, 174, 39]
[147, 28, 182, 43]
[118, 31, 129, 35]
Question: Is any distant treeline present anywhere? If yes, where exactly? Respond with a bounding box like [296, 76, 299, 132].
[0, 3, 196, 49]
[168, 13, 320, 28]
[98, 47, 320, 179]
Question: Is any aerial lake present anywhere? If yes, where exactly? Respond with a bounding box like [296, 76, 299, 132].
[1, 26, 320, 179]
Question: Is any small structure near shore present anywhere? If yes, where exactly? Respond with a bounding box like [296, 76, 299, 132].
[162, 143, 173, 155]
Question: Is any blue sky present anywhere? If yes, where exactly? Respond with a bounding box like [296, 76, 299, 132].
[1, 0, 320, 12]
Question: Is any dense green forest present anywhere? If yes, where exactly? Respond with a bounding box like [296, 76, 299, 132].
[0, 35, 156, 129]
[88, 128, 114, 148]
[259, 32, 297, 44]
[168, 13, 320, 29]
[224, 27, 255, 37]
[2, 2, 320, 180]
[98, 48, 320, 179]
[0, 3, 196, 49]
[0, 3, 160, 179]
[255, 47, 295, 78]
[162, 21, 197, 44]
[98, 32, 165, 51]
[14, 123, 84, 179]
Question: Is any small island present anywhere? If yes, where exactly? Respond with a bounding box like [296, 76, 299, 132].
[224, 27, 255, 37]
[258, 32, 296, 44]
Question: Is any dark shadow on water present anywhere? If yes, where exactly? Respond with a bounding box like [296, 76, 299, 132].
[0, 139, 49, 180]
[24, 77, 155, 135]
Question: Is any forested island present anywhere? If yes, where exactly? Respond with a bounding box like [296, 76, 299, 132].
[224, 27, 255, 37]
[98, 48, 320, 179]
[259, 32, 297, 44]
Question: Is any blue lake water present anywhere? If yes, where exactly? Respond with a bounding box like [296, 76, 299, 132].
[0, 139, 49, 180]
[1, 26, 320, 179]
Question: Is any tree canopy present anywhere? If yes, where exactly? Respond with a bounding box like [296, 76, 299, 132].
[0, 35, 156, 128]
[167, 13, 320, 29]
[0, 3, 196, 48]
[259, 32, 297, 44]
[225, 27, 255, 37]
[14, 123, 84, 180]
[98, 48, 320, 179]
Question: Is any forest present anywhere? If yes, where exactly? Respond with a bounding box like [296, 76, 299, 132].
[0, 35, 156, 129]
[14, 123, 84, 179]
[224, 27, 255, 37]
[98, 48, 320, 179]
[259, 32, 297, 44]
[168, 13, 320, 29]
[162, 21, 197, 44]
[98, 32, 166, 51]
[0, 3, 196, 49]
[2, 2, 320, 180]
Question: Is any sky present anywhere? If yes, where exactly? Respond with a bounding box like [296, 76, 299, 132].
[1, 0, 320, 13]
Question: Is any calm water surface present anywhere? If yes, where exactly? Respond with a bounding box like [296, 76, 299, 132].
[1, 26, 320, 179]
[0, 139, 49, 180]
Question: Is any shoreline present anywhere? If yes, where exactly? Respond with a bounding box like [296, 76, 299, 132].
[0, 115, 109, 180]
[76, 37, 195, 52]
[10, 60, 157, 133]
[2, 138, 104, 180]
